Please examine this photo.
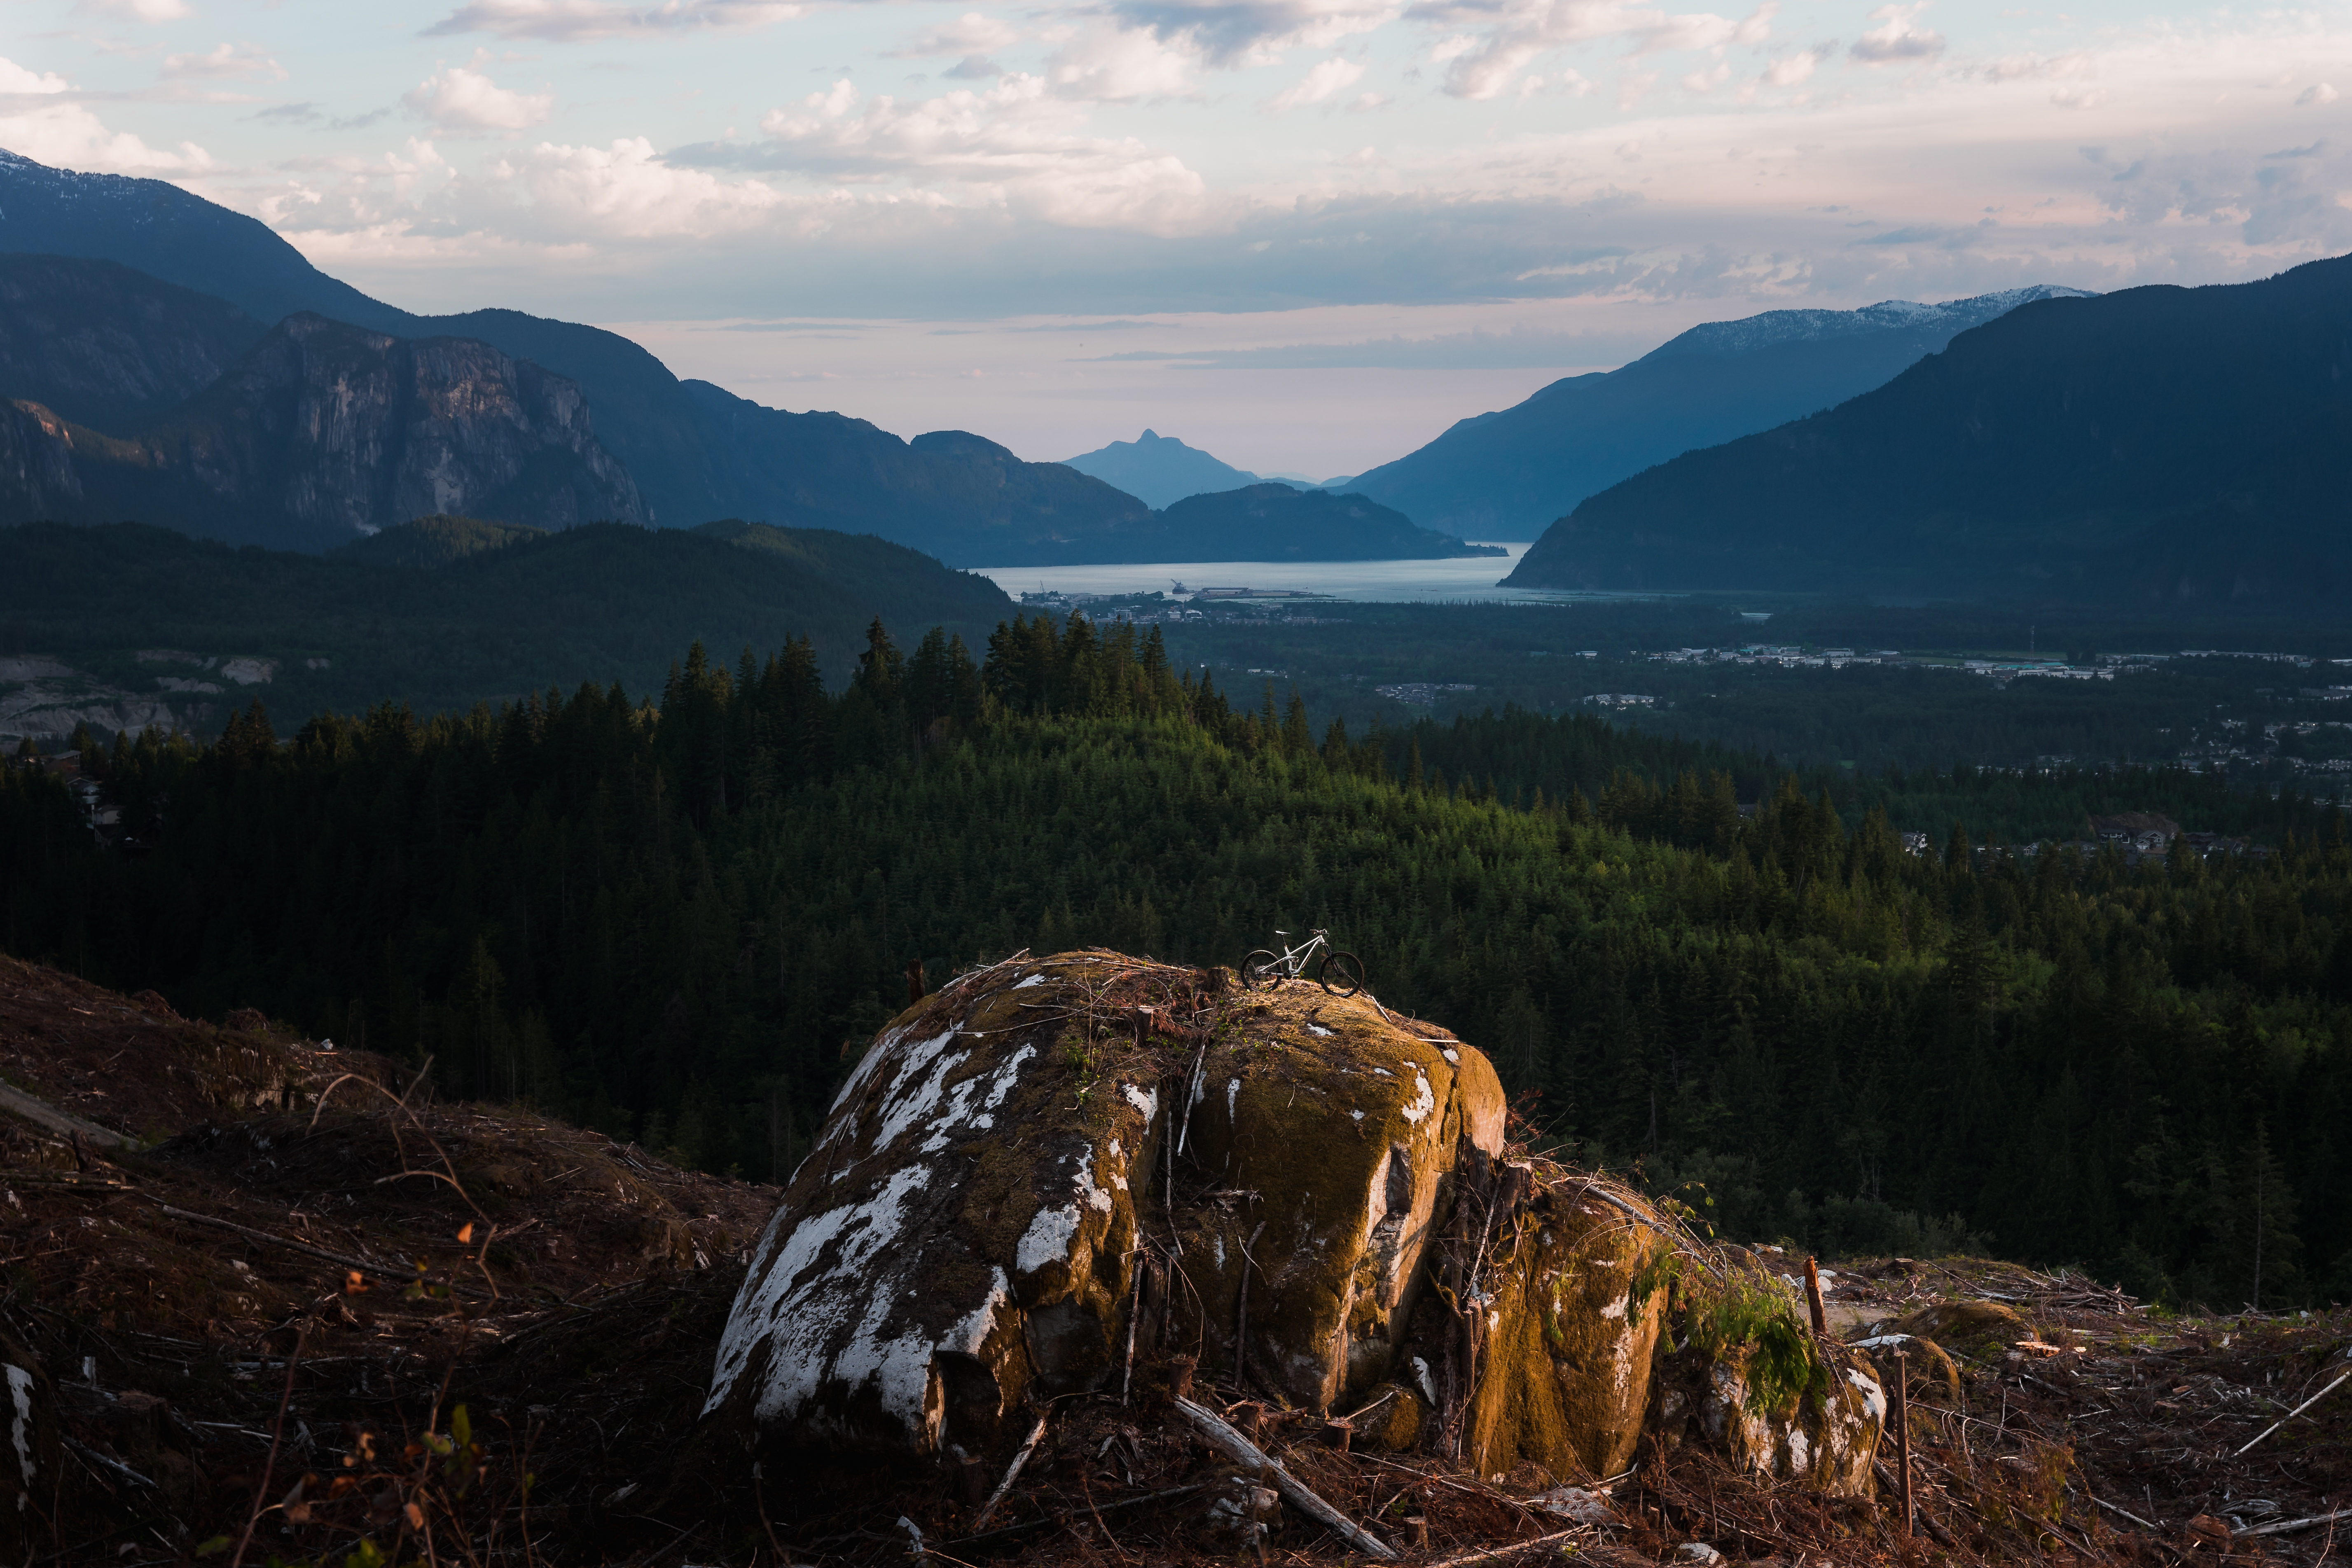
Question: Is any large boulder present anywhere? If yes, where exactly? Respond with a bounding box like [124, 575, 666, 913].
[1156, 1005, 1505, 1415]
[704, 952, 1505, 1460]
[702, 947, 1882, 1498]
[1458, 1174, 1675, 1481]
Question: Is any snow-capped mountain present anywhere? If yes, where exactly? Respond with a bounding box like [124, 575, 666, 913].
[1346, 283, 2100, 540]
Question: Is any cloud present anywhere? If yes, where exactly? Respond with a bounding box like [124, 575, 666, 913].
[421, 0, 804, 42]
[1045, 26, 1199, 102]
[1099, 0, 1398, 68]
[1406, 0, 1776, 102]
[79, 0, 190, 19]
[945, 56, 1007, 79]
[404, 62, 557, 134]
[0, 58, 71, 95]
[1984, 49, 2091, 82]
[163, 44, 290, 81]
[2298, 83, 2339, 106]
[887, 13, 1021, 58]
[1265, 56, 1365, 110]
[0, 90, 212, 174]
[1848, 3, 1943, 64]
[679, 75, 1216, 233]
[1758, 45, 1826, 86]
[499, 138, 789, 236]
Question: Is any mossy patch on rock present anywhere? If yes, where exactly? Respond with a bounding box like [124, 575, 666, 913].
[1459, 1170, 1672, 1482]
[1889, 1299, 2031, 1364]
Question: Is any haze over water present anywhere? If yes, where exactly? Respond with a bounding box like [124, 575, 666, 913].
[973, 544, 1600, 604]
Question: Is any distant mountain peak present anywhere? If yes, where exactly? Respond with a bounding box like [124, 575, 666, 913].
[1645, 285, 2101, 361]
[1062, 429, 1260, 510]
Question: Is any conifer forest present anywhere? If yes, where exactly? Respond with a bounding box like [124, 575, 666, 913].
[5, 613, 2348, 1311]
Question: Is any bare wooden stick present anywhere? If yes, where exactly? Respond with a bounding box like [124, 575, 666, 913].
[153, 1204, 389, 1281]
[1803, 1256, 1828, 1336]
[1894, 1348, 1913, 1539]
[1423, 1527, 1580, 1567]
[2237, 1508, 2352, 1539]
[968, 1409, 1051, 1533]
[1171, 1395, 1394, 1560]
[2089, 1493, 2160, 1530]
[2231, 1367, 2349, 1458]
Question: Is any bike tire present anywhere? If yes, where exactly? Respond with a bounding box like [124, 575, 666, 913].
[1241, 950, 1282, 990]
[1317, 951, 1366, 997]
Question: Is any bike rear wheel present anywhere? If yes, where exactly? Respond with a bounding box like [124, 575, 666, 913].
[1241, 949, 1282, 989]
[1317, 951, 1366, 997]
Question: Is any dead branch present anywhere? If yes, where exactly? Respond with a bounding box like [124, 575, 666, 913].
[1171, 1394, 1394, 1560]
[1424, 1527, 1583, 1567]
[2230, 1366, 2348, 1458]
[968, 1407, 1052, 1533]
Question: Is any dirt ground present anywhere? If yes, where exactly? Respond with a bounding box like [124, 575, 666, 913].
[0, 952, 2343, 1566]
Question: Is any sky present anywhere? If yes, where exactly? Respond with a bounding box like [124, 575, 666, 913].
[4, 0, 2350, 476]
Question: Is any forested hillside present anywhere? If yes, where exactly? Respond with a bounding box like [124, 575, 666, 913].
[4, 612, 2347, 1311]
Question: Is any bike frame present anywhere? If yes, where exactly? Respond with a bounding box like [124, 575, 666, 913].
[1264, 929, 1330, 979]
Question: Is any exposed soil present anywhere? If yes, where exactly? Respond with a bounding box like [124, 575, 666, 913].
[0, 952, 2343, 1567]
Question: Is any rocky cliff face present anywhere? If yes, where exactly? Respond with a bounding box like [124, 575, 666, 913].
[147, 313, 647, 542]
[0, 313, 646, 548]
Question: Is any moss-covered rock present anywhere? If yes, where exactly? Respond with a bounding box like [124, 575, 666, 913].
[1460, 1172, 1673, 1481]
[1887, 1299, 2029, 1364]
[1164, 992, 1506, 1414]
[707, 951, 1506, 1458]
[705, 953, 1177, 1458]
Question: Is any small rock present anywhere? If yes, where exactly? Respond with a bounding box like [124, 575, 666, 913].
[1676, 1543, 1725, 1564]
[1531, 1486, 1616, 1525]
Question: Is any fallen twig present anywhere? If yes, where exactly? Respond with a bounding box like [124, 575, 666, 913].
[968, 1408, 1051, 1533]
[2237, 1510, 2352, 1540]
[2231, 1367, 2348, 1458]
[1171, 1394, 1394, 1560]
[1424, 1528, 1582, 1568]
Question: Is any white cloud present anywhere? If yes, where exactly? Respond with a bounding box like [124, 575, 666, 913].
[0, 103, 212, 174]
[888, 13, 1021, 58]
[80, 0, 191, 20]
[1849, 3, 1943, 64]
[746, 75, 1216, 233]
[422, 0, 804, 42]
[0, 57, 211, 173]
[2297, 82, 2339, 106]
[1759, 46, 1826, 86]
[1984, 49, 2091, 82]
[163, 44, 289, 81]
[1408, 0, 1775, 101]
[502, 137, 788, 236]
[1265, 56, 1365, 110]
[0, 58, 71, 95]
[404, 62, 557, 134]
[1045, 25, 1198, 102]
[1681, 61, 1730, 92]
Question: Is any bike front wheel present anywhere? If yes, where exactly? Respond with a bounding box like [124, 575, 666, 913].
[1317, 951, 1366, 997]
[1241, 950, 1282, 989]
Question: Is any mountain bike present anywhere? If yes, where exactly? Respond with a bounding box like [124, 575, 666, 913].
[1241, 929, 1366, 996]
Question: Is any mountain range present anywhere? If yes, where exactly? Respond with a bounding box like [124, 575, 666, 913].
[0, 148, 1491, 566]
[1502, 255, 2352, 603]
[1348, 286, 2097, 540]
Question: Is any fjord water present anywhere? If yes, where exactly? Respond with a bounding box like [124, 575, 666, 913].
[974, 544, 1564, 603]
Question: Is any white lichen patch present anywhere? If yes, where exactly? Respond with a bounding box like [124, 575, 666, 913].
[1401, 1070, 1437, 1124]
